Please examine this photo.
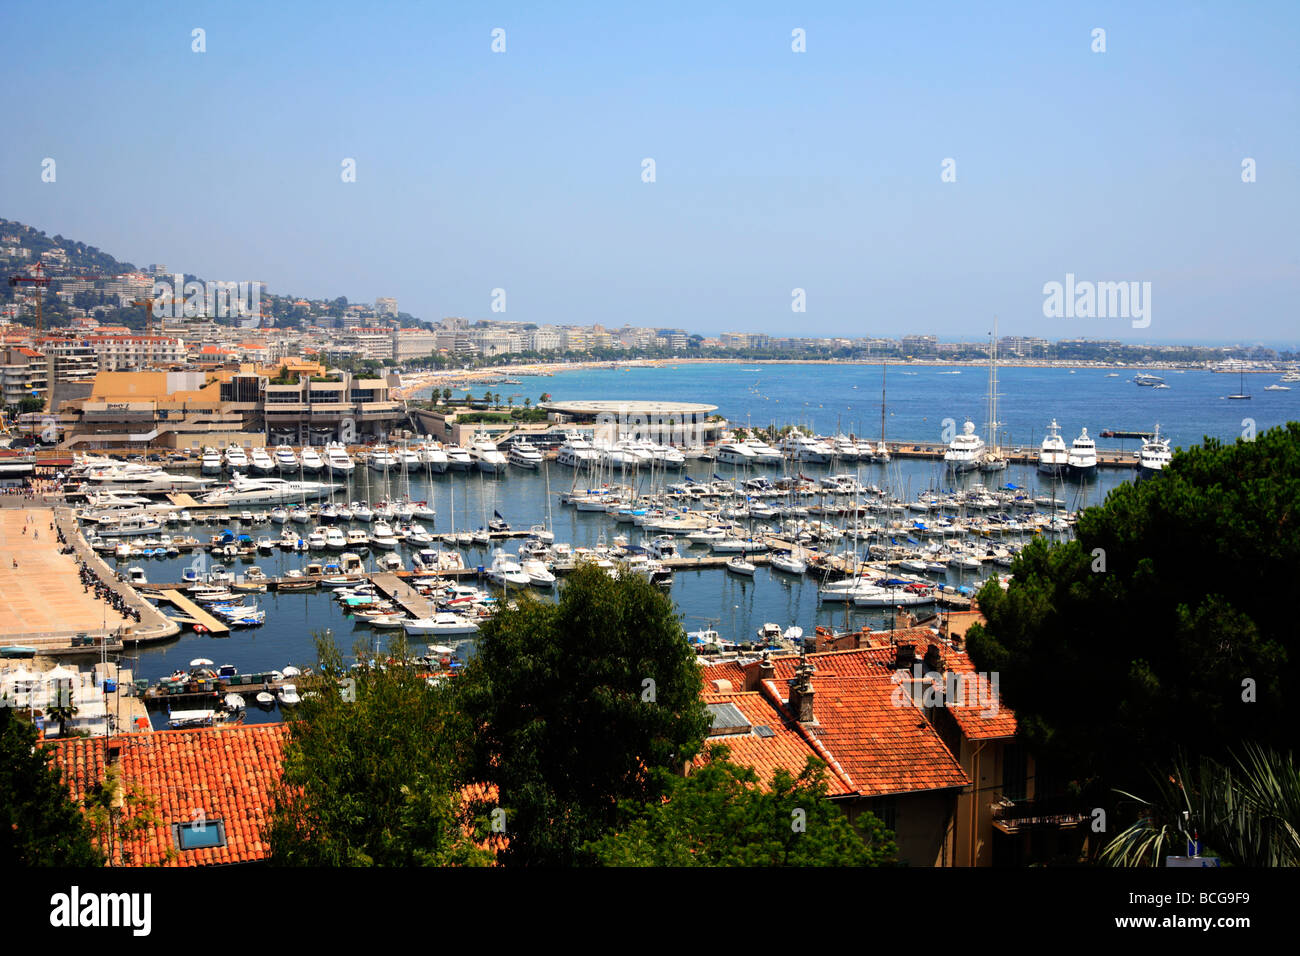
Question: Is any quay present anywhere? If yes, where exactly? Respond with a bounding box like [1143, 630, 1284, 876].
[154, 590, 230, 635]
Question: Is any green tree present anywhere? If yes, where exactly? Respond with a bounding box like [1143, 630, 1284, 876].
[1103, 744, 1300, 868]
[268, 632, 492, 866]
[587, 747, 897, 866]
[0, 708, 104, 866]
[441, 387, 452, 405]
[967, 424, 1300, 799]
[458, 565, 711, 866]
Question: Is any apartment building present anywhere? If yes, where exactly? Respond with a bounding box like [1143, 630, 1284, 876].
[0, 347, 47, 408]
[391, 327, 439, 361]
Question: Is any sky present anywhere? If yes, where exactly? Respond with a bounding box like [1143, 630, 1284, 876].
[2, 1, 1297, 345]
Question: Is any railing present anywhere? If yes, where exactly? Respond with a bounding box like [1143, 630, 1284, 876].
[990, 797, 1090, 829]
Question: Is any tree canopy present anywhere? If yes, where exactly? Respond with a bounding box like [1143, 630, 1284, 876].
[267, 632, 492, 866]
[0, 708, 103, 866]
[967, 423, 1300, 798]
[586, 747, 897, 866]
[457, 564, 711, 865]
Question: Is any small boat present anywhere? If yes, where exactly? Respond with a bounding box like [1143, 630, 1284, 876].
[278, 683, 301, 706]
[769, 553, 807, 575]
[277, 579, 317, 592]
[224, 693, 246, 711]
[255, 691, 276, 708]
[726, 556, 756, 576]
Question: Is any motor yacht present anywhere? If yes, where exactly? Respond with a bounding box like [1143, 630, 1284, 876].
[1066, 427, 1098, 479]
[470, 437, 508, 474]
[417, 440, 449, 473]
[943, 421, 985, 474]
[508, 439, 544, 469]
[368, 445, 398, 472]
[325, 442, 354, 474]
[224, 444, 250, 472]
[200, 447, 223, 475]
[556, 432, 602, 468]
[1037, 420, 1069, 477]
[299, 446, 325, 473]
[200, 473, 340, 506]
[1137, 425, 1172, 479]
[250, 448, 276, 474]
[274, 445, 299, 472]
[444, 445, 473, 471]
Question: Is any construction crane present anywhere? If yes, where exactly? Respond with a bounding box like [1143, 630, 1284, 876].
[131, 295, 162, 338]
[7, 262, 52, 331]
[7, 262, 108, 332]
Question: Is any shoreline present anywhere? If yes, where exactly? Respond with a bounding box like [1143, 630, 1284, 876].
[393, 356, 1279, 399]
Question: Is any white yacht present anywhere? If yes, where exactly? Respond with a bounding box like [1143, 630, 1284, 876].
[417, 440, 449, 473]
[486, 549, 530, 587]
[324, 442, 355, 474]
[1137, 425, 1172, 479]
[403, 612, 480, 637]
[250, 447, 276, 474]
[1066, 427, 1098, 479]
[943, 421, 985, 474]
[324, 527, 348, 550]
[224, 444, 250, 472]
[200, 447, 223, 475]
[368, 445, 398, 472]
[508, 439, 544, 469]
[742, 439, 783, 465]
[199, 473, 341, 506]
[715, 441, 758, 465]
[399, 445, 422, 471]
[369, 521, 399, 549]
[470, 437, 508, 474]
[274, 445, 299, 472]
[1037, 420, 1069, 477]
[299, 446, 325, 473]
[556, 432, 602, 468]
[77, 462, 213, 495]
[444, 445, 473, 471]
[780, 430, 833, 463]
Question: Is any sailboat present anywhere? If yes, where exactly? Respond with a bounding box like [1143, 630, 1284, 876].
[979, 318, 1007, 472]
[1227, 369, 1251, 400]
[872, 363, 891, 463]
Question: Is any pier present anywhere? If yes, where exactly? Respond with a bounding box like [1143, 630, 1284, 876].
[154, 590, 230, 635]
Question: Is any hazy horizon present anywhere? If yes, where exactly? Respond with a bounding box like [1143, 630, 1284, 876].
[3, 1, 1297, 346]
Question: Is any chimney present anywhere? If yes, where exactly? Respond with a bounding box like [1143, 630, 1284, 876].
[924, 643, 944, 674]
[894, 642, 917, 670]
[787, 660, 816, 723]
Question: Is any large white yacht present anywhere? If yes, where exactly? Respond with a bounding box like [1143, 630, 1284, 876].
[224, 444, 249, 472]
[715, 441, 758, 466]
[742, 438, 783, 465]
[1066, 427, 1098, 479]
[201, 447, 223, 475]
[470, 436, 508, 474]
[556, 432, 602, 468]
[443, 444, 473, 471]
[943, 421, 985, 474]
[1137, 425, 1172, 479]
[200, 473, 341, 506]
[77, 462, 214, 495]
[324, 442, 355, 474]
[508, 439, 544, 469]
[274, 445, 299, 472]
[368, 445, 399, 472]
[249, 447, 276, 474]
[417, 440, 449, 473]
[299, 445, 325, 473]
[1037, 420, 1069, 476]
[779, 429, 833, 463]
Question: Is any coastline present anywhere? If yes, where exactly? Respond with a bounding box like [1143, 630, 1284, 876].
[393, 356, 1267, 400]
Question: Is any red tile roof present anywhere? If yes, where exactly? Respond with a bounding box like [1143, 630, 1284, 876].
[47, 725, 289, 867]
[767, 639, 1018, 741]
[761, 676, 970, 797]
[699, 691, 853, 796]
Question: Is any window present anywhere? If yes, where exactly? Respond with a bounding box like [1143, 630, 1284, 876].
[173, 819, 226, 851]
[1002, 744, 1028, 801]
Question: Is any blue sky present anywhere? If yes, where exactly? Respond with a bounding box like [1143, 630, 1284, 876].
[2, 1, 1297, 344]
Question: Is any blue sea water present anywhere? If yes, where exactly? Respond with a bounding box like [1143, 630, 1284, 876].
[124, 363, 1296, 725]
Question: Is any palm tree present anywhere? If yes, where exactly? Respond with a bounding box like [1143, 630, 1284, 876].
[46, 700, 77, 738]
[441, 387, 452, 405]
[1102, 744, 1300, 867]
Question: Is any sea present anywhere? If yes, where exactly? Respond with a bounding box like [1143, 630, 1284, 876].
[120, 363, 1295, 726]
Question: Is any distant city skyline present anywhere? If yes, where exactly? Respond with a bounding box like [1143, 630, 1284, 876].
[3, 1, 1297, 345]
